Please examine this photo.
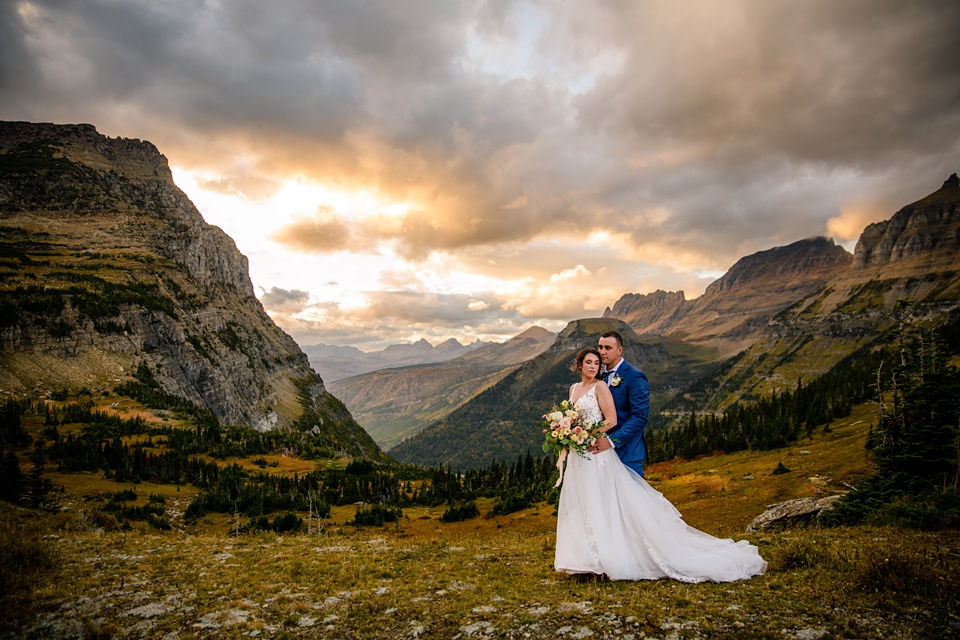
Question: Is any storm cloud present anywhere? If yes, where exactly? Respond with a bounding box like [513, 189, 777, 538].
[3, 0, 958, 348]
[260, 286, 310, 313]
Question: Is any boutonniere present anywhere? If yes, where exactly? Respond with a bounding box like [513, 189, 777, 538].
[609, 374, 622, 387]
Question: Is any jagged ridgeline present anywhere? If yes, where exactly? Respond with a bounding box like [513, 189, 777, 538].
[389, 318, 720, 470]
[393, 173, 960, 471]
[0, 121, 383, 460]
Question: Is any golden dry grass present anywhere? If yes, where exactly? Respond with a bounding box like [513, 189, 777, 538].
[4, 403, 959, 639]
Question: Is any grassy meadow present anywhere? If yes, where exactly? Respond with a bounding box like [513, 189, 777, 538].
[2, 400, 959, 639]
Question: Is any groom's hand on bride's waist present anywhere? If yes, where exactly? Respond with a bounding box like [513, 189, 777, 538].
[589, 437, 613, 453]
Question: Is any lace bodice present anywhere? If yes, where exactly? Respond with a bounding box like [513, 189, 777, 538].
[570, 384, 604, 425]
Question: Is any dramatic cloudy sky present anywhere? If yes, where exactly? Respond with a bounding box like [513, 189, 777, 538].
[2, 1, 959, 350]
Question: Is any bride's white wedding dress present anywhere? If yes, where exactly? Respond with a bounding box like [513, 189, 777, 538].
[554, 384, 767, 582]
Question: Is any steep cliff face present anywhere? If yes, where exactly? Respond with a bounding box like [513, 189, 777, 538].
[778, 174, 960, 329]
[853, 173, 960, 271]
[0, 121, 382, 459]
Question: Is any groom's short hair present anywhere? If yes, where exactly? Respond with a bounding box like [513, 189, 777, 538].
[600, 330, 623, 347]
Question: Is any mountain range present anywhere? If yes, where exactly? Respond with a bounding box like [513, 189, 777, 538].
[0, 121, 382, 460]
[2, 120, 957, 472]
[303, 337, 488, 383]
[392, 174, 960, 469]
[327, 326, 555, 449]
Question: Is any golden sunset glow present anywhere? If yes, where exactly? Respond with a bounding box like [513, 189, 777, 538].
[3, 1, 957, 349]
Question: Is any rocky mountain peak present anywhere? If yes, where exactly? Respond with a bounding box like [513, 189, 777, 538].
[434, 338, 466, 354]
[853, 173, 960, 270]
[0, 121, 172, 182]
[602, 290, 687, 335]
[604, 238, 851, 349]
[0, 121, 252, 295]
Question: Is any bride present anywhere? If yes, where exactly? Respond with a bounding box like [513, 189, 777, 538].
[554, 347, 767, 582]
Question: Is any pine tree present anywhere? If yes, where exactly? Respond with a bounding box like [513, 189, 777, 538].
[825, 320, 960, 528]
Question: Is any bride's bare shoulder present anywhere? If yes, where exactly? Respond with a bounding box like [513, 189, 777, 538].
[595, 382, 613, 399]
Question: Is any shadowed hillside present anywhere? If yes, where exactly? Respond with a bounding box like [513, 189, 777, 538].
[328, 326, 556, 449]
[389, 319, 718, 469]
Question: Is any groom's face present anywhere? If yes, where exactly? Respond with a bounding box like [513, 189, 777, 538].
[598, 337, 622, 367]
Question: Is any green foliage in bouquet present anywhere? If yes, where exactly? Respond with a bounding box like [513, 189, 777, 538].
[539, 399, 604, 457]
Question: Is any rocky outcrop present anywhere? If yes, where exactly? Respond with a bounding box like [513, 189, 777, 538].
[0, 121, 382, 459]
[603, 290, 688, 335]
[853, 173, 960, 270]
[746, 495, 842, 533]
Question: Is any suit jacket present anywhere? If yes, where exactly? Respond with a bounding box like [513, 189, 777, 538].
[604, 360, 649, 475]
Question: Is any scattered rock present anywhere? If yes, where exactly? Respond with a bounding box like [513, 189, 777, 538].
[194, 612, 222, 630]
[223, 609, 249, 626]
[125, 601, 174, 618]
[472, 606, 497, 613]
[558, 601, 592, 614]
[447, 580, 476, 591]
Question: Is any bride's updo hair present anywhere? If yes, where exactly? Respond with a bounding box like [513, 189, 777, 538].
[572, 347, 602, 374]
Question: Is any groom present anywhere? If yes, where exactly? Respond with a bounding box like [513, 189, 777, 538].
[591, 330, 650, 477]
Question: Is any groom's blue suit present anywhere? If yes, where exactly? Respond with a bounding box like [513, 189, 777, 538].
[604, 360, 650, 477]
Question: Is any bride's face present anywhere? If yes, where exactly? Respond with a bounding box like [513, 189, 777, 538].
[581, 353, 601, 379]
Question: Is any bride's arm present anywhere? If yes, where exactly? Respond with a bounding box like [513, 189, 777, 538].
[595, 383, 617, 431]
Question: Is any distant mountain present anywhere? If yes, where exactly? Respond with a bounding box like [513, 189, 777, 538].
[388, 319, 718, 469]
[606, 237, 853, 354]
[303, 337, 488, 382]
[0, 121, 383, 460]
[327, 326, 556, 449]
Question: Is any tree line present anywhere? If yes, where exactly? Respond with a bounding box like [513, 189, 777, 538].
[0, 397, 561, 530]
[825, 313, 960, 528]
[646, 346, 884, 462]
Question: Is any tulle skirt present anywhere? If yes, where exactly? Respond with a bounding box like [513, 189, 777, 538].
[555, 449, 767, 582]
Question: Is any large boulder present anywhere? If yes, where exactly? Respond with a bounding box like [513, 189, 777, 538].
[746, 495, 842, 533]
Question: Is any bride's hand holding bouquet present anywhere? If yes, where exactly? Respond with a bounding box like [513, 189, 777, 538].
[539, 399, 605, 458]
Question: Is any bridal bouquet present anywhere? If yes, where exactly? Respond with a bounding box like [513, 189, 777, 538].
[539, 399, 605, 458]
